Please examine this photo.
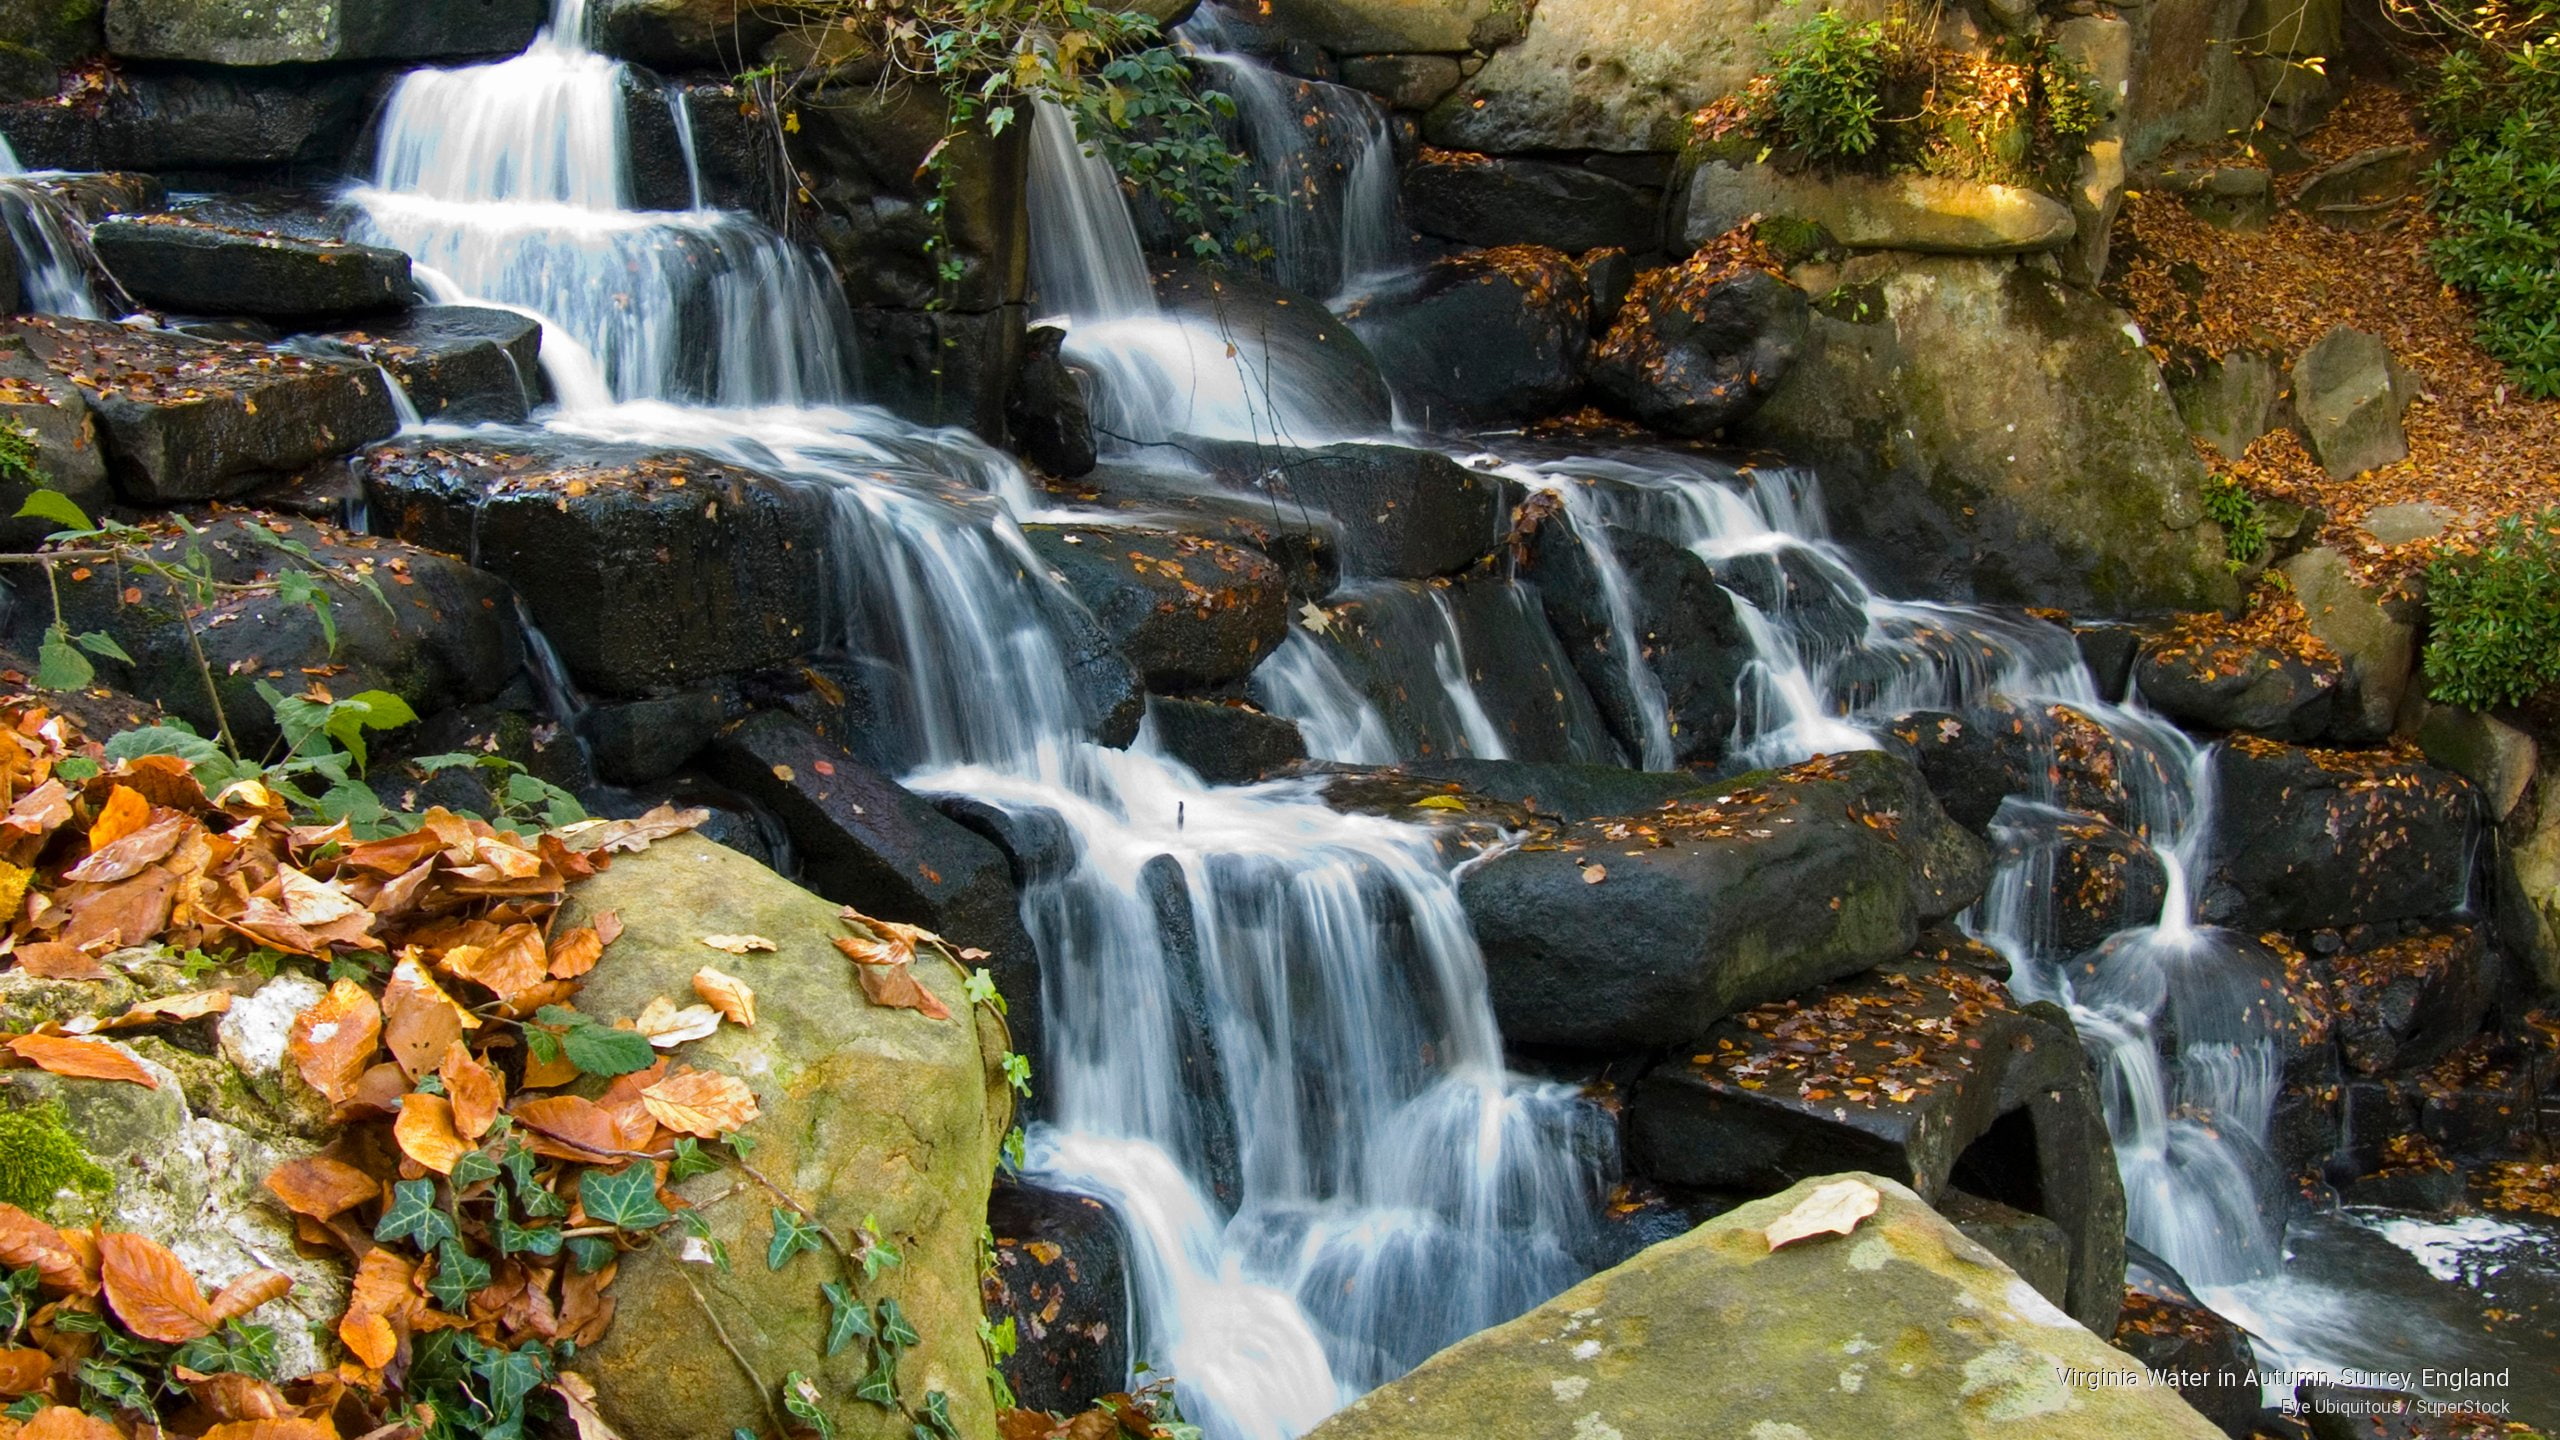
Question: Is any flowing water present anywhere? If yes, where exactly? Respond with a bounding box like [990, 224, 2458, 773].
[308, 0, 2521, 1428]
[0, 140, 110, 318]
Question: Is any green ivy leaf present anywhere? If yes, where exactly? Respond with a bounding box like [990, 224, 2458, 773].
[875, 1297, 919, 1351]
[781, 1371, 835, 1440]
[854, 1349, 899, 1408]
[579, 1166, 673, 1232]
[375, 1177, 456, 1252]
[821, 1281, 874, 1357]
[426, 1239, 493, 1313]
[495, 1215, 563, 1258]
[668, 1137, 719, 1184]
[766, 1207, 822, 1271]
[76, 1357, 153, 1413]
[565, 1235, 616, 1275]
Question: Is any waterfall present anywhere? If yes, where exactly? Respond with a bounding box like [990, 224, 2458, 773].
[0, 141, 109, 318]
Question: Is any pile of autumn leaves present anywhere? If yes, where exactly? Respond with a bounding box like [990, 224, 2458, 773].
[0, 702, 967, 1440]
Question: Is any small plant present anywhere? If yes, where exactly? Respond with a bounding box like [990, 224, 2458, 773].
[1763, 5, 1893, 161]
[2202, 477, 2269, 567]
[2425, 21, 2560, 397]
[2422, 508, 2560, 709]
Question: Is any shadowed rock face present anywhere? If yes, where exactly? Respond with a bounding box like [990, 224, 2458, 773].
[2203, 737, 2477, 931]
[1304, 1173, 2223, 1440]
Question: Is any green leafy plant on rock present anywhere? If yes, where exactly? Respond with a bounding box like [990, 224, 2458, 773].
[2422, 507, 2560, 709]
[2202, 477, 2269, 568]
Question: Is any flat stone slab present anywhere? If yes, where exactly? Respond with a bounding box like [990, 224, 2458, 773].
[1680, 160, 2077, 255]
[91, 217, 412, 319]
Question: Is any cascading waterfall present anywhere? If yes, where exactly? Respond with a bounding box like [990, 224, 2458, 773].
[0, 142, 109, 318]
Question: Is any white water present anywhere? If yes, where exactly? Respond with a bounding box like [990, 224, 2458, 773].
[0, 142, 109, 318]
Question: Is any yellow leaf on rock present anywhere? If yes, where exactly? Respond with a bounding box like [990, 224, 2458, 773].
[691, 967, 755, 1027]
[1763, 1178, 1881, 1251]
[639, 1069, 760, 1139]
[698, 934, 776, 955]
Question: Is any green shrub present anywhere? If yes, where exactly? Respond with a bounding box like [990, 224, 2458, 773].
[2202, 477, 2268, 567]
[1765, 5, 1892, 162]
[2425, 32, 2560, 396]
[2422, 509, 2560, 709]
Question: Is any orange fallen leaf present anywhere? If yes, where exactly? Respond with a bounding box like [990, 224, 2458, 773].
[93, 990, 233, 1030]
[87, 786, 148, 852]
[439, 1042, 504, 1141]
[511, 1095, 633, 1162]
[337, 1247, 416, 1370]
[551, 1371, 624, 1440]
[0, 1346, 50, 1395]
[99, 1230, 217, 1342]
[445, 924, 548, 1003]
[62, 811, 191, 883]
[1764, 1177, 1882, 1251]
[287, 979, 381, 1105]
[638, 1069, 760, 1140]
[381, 958, 467, 1080]
[186, 1371, 289, 1424]
[548, 926, 603, 980]
[835, 935, 950, 1020]
[262, 1156, 379, 1222]
[6, 1033, 156, 1089]
[11, 943, 109, 980]
[691, 967, 755, 1027]
[206, 1268, 293, 1324]
[18, 1406, 122, 1440]
[199, 1414, 338, 1440]
[393, 1093, 469, 1176]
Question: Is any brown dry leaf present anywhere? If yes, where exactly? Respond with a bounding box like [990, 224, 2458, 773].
[510, 1095, 632, 1161]
[393, 1093, 469, 1176]
[519, 1042, 579, 1091]
[6, 1034, 157, 1089]
[0, 1204, 87, 1293]
[96, 990, 233, 1030]
[555, 805, 708, 856]
[835, 935, 951, 1020]
[3, 781, 71, 841]
[18, 1407, 121, 1440]
[690, 967, 754, 1028]
[445, 924, 548, 1004]
[550, 1371, 624, 1440]
[638, 1069, 760, 1140]
[593, 910, 623, 947]
[287, 979, 381, 1105]
[547, 926, 602, 980]
[199, 1418, 339, 1440]
[1763, 1177, 1882, 1251]
[337, 1248, 416, 1370]
[59, 866, 179, 950]
[438, 1042, 504, 1141]
[277, 869, 365, 928]
[11, 943, 109, 980]
[261, 1156, 379, 1223]
[632, 997, 719, 1048]
[206, 1268, 293, 1325]
[86, 786, 148, 852]
[697, 934, 776, 956]
[186, 1372, 289, 1424]
[557, 1261, 614, 1348]
[99, 1230, 217, 1342]
[380, 958, 467, 1081]
[62, 811, 191, 884]
[0, 1346, 50, 1396]
[1582, 864, 1607, 885]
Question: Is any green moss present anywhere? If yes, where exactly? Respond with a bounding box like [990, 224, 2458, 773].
[0, 1099, 113, 1216]
[1758, 214, 1838, 265]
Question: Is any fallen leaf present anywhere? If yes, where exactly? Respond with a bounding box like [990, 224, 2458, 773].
[6, 1033, 157, 1089]
[337, 1247, 415, 1370]
[277, 868, 365, 927]
[638, 1070, 760, 1139]
[0, 1345, 50, 1395]
[593, 910, 623, 947]
[1582, 864, 1607, 885]
[287, 979, 381, 1104]
[18, 1406, 121, 1440]
[199, 1417, 338, 1440]
[691, 967, 754, 1027]
[1764, 1177, 1882, 1251]
[11, 942, 109, 980]
[510, 1095, 633, 1161]
[206, 1268, 293, 1324]
[393, 1093, 469, 1175]
[95, 990, 233, 1029]
[0, 1204, 87, 1293]
[554, 805, 707, 856]
[548, 926, 603, 980]
[86, 786, 148, 851]
[697, 934, 776, 956]
[445, 923, 548, 1004]
[61, 811, 191, 883]
[99, 1230, 217, 1342]
[438, 1042, 503, 1141]
[836, 935, 951, 1020]
[380, 958, 467, 1080]
[262, 1156, 379, 1222]
[185, 1372, 290, 1423]
[632, 998, 720, 1048]
[551, 1371, 624, 1440]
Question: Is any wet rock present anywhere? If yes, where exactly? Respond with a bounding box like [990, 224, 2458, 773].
[106, 0, 545, 63]
[1396, 758, 1709, 821]
[2171, 350, 2285, 461]
[1740, 255, 2241, 616]
[1154, 262, 1395, 433]
[558, 835, 1012, 1440]
[2496, 765, 2560, 992]
[1402, 152, 1657, 254]
[1024, 523, 1287, 693]
[1144, 696, 1307, 784]
[1515, 500, 1748, 768]
[2282, 547, 2416, 745]
[0, 67, 378, 174]
[2074, 623, 2144, 703]
[1588, 253, 1806, 437]
[13, 315, 397, 503]
[587, 0, 782, 67]
[0, 333, 111, 550]
[1008, 324, 1095, 479]
[1267, 0, 1505, 53]
[1461, 749, 1988, 1050]
[985, 1178, 1129, 1418]
[2113, 1287, 2262, 1438]
[21, 511, 521, 753]
[1991, 805, 2170, 956]
[1628, 960, 2126, 1331]
[2293, 145, 2427, 231]
[1581, 247, 1634, 331]
[300, 305, 543, 424]
[1677, 162, 2076, 256]
[1938, 1189, 2070, 1308]
[1303, 1173, 2219, 1440]
[92, 216, 411, 320]
[2203, 737, 2477, 931]
[2294, 1383, 2494, 1439]
[2292, 326, 2412, 479]
[1885, 698, 2152, 837]
[363, 435, 826, 695]
[1337, 53, 1462, 109]
[0, 0, 103, 68]
[584, 691, 726, 786]
[849, 304, 1026, 439]
[2310, 925, 2490, 1077]
[790, 79, 1025, 316]
[1423, 0, 1778, 153]
[1341, 246, 1590, 427]
[2134, 625, 2344, 741]
[1074, 460, 1341, 599]
[2414, 701, 2537, 823]
[2409, 1035, 2538, 1158]
[1185, 438, 1500, 578]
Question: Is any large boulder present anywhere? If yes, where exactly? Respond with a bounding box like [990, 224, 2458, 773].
[1304, 1172, 2225, 1440]
[23, 511, 523, 753]
[301, 305, 544, 425]
[1144, 696, 1307, 783]
[588, 0, 783, 67]
[1990, 806, 2169, 955]
[1266, 0, 1514, 52]
[0, 332, 112, 549]
[1588, 250, 1808, 437]
[1341, 247, 1590, 427]
[1675, 161, 2077, 256]
[2133, 625, 2343, 741]
[1740, 255, 2242, 616]
[0, 67, 378, 174]
[1023, 523, 1288, 693]
[2308, 925, 2490, 1078]
[2291, 327, 2411, 479]
[1628, 956, 2128, 1331]
[984, 1178, 1129, 1418]
[1421, 0, 1772, 154]
[1184, 438, 1501, 578]
[1402, 153, 1659, 254]
[2497, 768, 2560, 992]
[104, 0, 544, 63]
[1459, 749, 1989, 1049]
[2280, 547, 2415, 744]
[559, 835, 1014, 1440]
[363, 435, 827, 696]
[91, 217, 412, 320]
[2112, 1286, 2263, 1439]
[1154, 261, 1396, 434]
[2202, 738, 2477, 931]
[13, 315, 398, 503]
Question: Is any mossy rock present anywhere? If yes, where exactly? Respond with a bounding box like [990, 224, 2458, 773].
[0, 0, 102, 63]
[0, 1099, 113, 1217]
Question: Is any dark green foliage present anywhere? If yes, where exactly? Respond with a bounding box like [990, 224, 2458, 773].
[1765, 6, 1890, 161]
[2202, 478, 2268, 566]
[2423, 508, 2560, 708]
[2425, 30, 2560, 396]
